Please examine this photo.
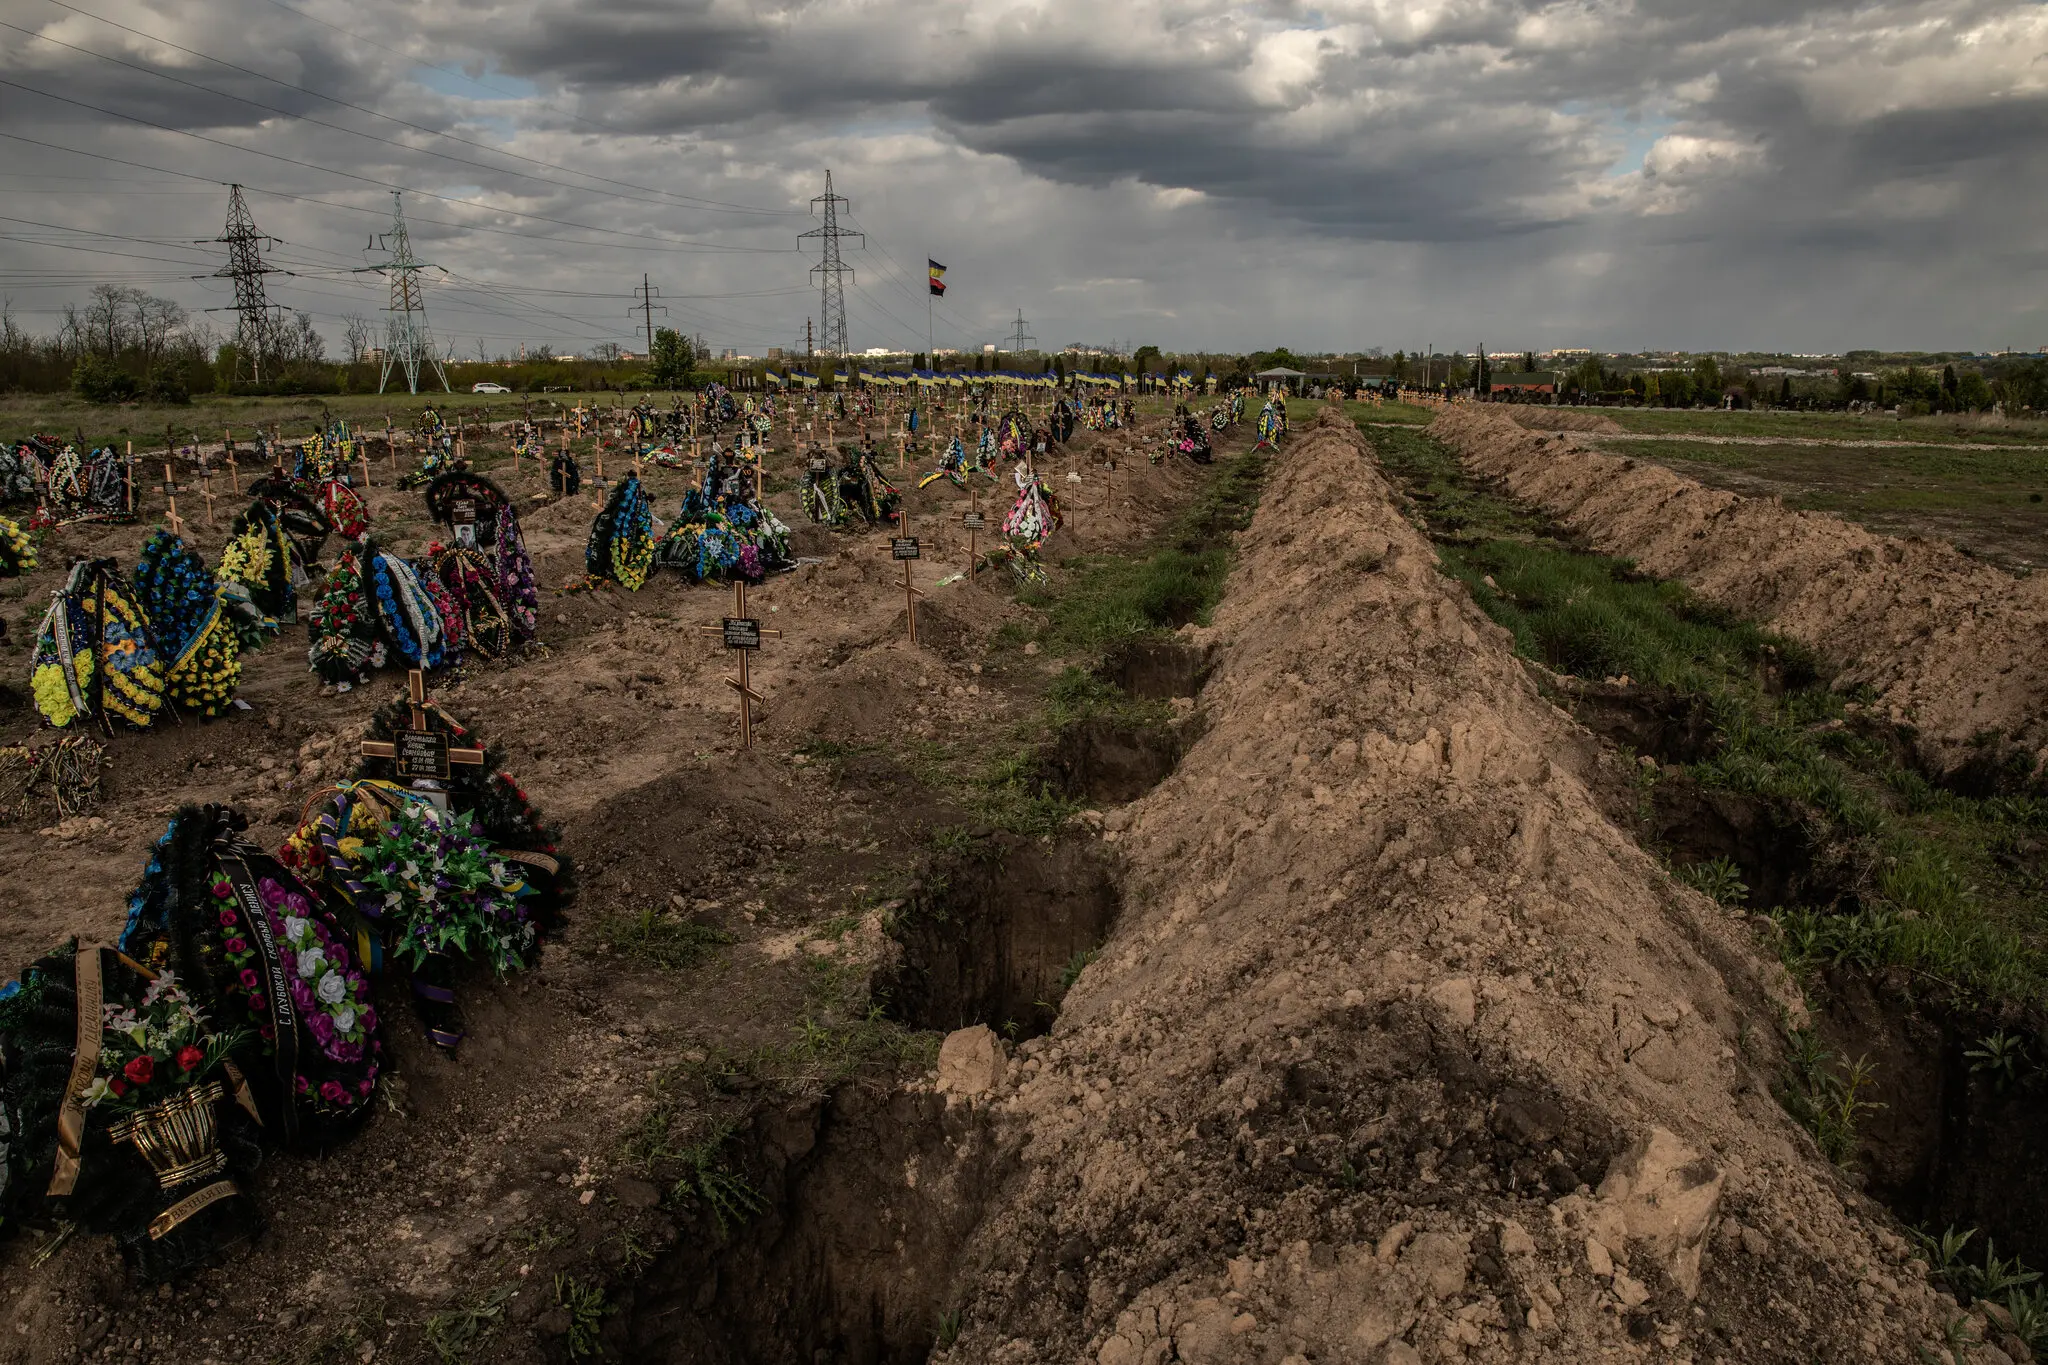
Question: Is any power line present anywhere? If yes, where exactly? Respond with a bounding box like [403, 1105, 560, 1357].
[204, 184, 285, 383]
[1006, 308, 1037, 353]
[356, 192, 449, 395]
[0, 131, 792, 260]
[629, 274, 665, 356]
[799, 170, 860, 357]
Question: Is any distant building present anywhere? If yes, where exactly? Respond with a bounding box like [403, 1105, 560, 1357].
[766, 347, 784, 361]
[1488, 372, 1559, 395]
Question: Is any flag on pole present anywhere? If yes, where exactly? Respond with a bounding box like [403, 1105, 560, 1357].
[927, 260, 947, 296]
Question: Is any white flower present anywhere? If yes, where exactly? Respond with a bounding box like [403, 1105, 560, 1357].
[316, 971, 346, 1005]
[334, 1006, 356, 1033]
[283, 916, 310, 943]
[296, 946, 326, 979]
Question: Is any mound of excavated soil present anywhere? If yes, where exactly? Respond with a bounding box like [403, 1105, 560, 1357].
[935, 409, 1957, 1365]
[1435, 405, 2048, 780]
[1505, 409, 1623, 435]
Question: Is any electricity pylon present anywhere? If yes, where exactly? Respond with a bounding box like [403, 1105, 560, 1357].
[201, 184, 284, 384]
[1006, 309, 1037, 354]
[356, 191, 450, 394]
[799, 170, 861, 357]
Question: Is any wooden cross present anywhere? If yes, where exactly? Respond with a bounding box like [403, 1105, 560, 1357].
[124, 440, 135, 514]
[196, 459, 216, 528]
[359, 670, 486, 781]
[883, 511, 925, 646]
[696, 579, 781, 749]
[962, 482, 985, 581]
[158, 461, 186, 537]
[358, 438, 373, 491]
[386, 416, 399, 475]
[223, 429, 240, 494]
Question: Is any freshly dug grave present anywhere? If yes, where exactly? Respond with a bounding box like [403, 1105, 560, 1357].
[0, 407, 1234, 1363]
[934, 408, 1964, 1365]
[1435, 404, 2048, 784]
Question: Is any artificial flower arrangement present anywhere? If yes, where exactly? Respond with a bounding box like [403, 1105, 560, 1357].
[654, 486, 793, 585]
[245, 476, 333, 577]
[79, 970, 242, 1112]
[219, 501, 296, 632]
[31, 559, 166, 730]
[361, 535, 451, 669]
[0, 516, 36, 578]
[305, 545, 387, 689]
[839, 444, 902, 525]
[362, 802, 538, 975]
[0, 941, 262, 1279]
[584, 473, 655, 591]
[133, 531, 253, 718]
[118, 804, 382, 1138]
[425, 470, 541, 648]
[280, 691, 573, 1054]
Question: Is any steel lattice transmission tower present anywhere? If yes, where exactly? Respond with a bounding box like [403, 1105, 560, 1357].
[799, 170, 861, 357]
[204, 184, 285, 384]
[355, 191, 450, 394]
[1006, 309, 1037, 354]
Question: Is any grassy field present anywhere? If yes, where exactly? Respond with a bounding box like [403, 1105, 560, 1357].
[1601, 437, 2048, 566]
[1598, 407, 2048, 446]
[1364, 419, 2048, 1024]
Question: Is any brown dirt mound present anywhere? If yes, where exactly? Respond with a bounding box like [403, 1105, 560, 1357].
[1434, 404, 2048, 780]
[1506, 409, 1624, 435]
[934, 407, 1956, 1365]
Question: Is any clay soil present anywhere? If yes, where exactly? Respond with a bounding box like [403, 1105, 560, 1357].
[0, 403, 2011, 1365]
[1436, 404, 2048, 783]
[0, 404, 1220, 1365]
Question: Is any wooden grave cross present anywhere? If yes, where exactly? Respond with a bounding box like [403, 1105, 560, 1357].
[961, 482, 986, 581]
[883, 510, 925, 645]
[195, 457, 217, 528]
[358, 436, 373, 491]
[223, 429, 242, 494]
[157, 461, 186, 537]
[696, 579, 781, 749]
[359, 670, 486, 783]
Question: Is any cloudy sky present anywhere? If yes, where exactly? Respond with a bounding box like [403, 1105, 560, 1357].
[2, 0, 2044, 359]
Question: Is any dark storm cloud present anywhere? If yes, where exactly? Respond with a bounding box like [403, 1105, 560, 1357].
[2, 0, 2042, 352]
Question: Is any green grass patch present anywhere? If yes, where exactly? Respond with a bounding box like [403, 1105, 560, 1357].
[592, 907, 737, 970]
[1364, 419, 2048, 1017]
[1600, 407, 2048, 446]
[1027, 448, 1267, 656]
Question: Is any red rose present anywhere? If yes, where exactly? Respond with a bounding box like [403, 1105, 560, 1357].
[123, 1055, 154, 1085]
[108, 1076, 127, 1097]
[177, 1045, 205, 1073]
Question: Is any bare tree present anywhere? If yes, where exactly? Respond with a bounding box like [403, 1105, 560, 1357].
[84, 284, 132, 357]
[342, 313, 373, 365]
[274, 311, 325, 364]
[590, 341, 623, 364]
[131, 293, 186, 368]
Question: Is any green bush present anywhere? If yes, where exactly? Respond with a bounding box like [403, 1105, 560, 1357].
[71, 354, 137, 403]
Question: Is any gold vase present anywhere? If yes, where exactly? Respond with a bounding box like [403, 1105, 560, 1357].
[106, 1080, 228, 1190]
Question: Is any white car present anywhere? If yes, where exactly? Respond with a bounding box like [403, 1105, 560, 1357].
[472, 381, 510, 394]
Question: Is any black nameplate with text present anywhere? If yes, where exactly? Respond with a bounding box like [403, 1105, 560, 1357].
[395, 729, 451, 780]
[892, 537, 921, 560]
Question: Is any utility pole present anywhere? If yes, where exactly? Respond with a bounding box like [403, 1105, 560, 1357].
[200, 184, 284, 385]
[1006, 308, 1037, 355]
[629, 274, 665, 358]
[355, 191, 450, 395]
[799, 170, 861, 357]
[805, 318, 814, 359]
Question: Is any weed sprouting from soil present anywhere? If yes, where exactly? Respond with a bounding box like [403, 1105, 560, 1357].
[422, 1285, 516, 1364]
[552, 1275, 612, 1359]
[1365, 420, 2048, 1016]
[1774, 1028, 1884, 1166]
[1675, 856, 1749, 905]
[593, 906, 737, 970]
